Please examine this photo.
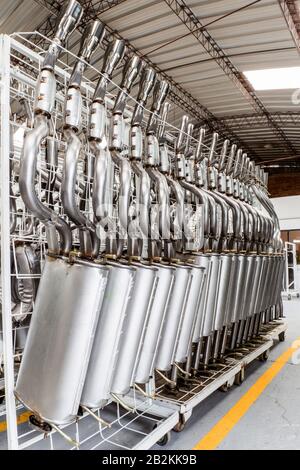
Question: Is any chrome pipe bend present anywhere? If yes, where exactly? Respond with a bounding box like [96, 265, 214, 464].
[111, 150, 132, 246]
[10, 192, 17, 235]
[236, 199, 251, 246]
[244, 202, 259, 246]
[11, 244, 41, 324]
[131, 161, 151, 242]
[92, 141, 108, 228]
[214, 191, 242, 248]
[205, 191, 219, 242]
[19, 114, 72, 255]
[180, 180, 211, 250]
[62, 128, 97, 257]
[147, 168, 171, 241]
[204, 189, 229, 240]
[252, 185, 282, 251]
[165, 175, 185, 242]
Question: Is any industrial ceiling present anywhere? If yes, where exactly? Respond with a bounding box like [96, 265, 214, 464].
[1, 0, 300, 195]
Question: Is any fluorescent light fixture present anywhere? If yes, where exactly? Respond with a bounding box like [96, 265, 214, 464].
[244, 67, 300, 90]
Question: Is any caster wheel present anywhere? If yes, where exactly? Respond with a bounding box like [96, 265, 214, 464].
[235, 369, 245, 386]
[220, 383, 231, 392]
[297, 294, 300, 298]
[259, 349, 270, 362]
[173, 417, 186, 433]
[156, 431, 171, 446]
[220, 376, 235, 392]
[279, 331, 286, 342]
[288, 295, 292, 301]
[28, 415, 52, 433]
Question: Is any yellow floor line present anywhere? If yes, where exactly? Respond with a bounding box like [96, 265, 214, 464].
[194, 337, 300, 450]
[0, 411, 31, 433]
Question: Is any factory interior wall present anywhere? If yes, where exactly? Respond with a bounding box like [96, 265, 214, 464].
[271, 196, 300, 231]
[272, 195, 300, 287]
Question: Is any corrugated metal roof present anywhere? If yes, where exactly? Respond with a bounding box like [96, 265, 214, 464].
[1, 0, 300, 169]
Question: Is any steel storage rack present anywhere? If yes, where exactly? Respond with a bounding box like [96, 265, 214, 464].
[149, 321, 287, 431]
[0, 31, 179, 450]
[0, 26, 287, 450]
[282, 242, 300, 300]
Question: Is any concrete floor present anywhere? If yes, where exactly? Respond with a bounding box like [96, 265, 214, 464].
[160, 299, 300, 451]
[0, 300, 299, 450]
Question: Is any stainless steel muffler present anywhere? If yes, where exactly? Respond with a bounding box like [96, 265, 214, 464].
[155, 264, 192, 372]
[80, 262, 136, 408]
[134, 263, 175, 384]
[15, 257, 109, 424]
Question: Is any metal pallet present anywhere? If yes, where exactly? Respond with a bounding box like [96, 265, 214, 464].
[7, 399, 178, 450]
[0, 32, 181, 450]
[152, 321, 287, 432]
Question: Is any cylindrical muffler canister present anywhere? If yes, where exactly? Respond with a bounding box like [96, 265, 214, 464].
[175, 264, 205, 364]
[15, 256, 110, 425]
[242, 255, 258, 321]
[268, 256, 280, 309]
[263, 256, 275, 310]
[213, 254, 233, 331]
[248, 255, 263, 317]
[231, 255, 247, 324]
[275, 256, 285, 305]
[224, 254, 238, 326]
[238, 255, 256, 322]
[155, 264, 192, 372]
[134, 263, 175, 385]
[257, 255, 271, 313]
[253, 255, 268, 314]
[80, 262, 136, 409]
[201, 254, 221, 337]
[110, 263, 158, 396]
[192, 254, 210, 343]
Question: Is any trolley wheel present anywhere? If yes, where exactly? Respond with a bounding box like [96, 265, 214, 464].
[259, 349, 270, 362]
[297, 293, 300, 298]
[156, 431, 171, 446]
[279, 331, 286, 342]
[173, 414, 186, 433]
[220, 376, 235, 392]
[288, 294, 292, 300]
[28, 415, 52, 433]
[235, 368, 245, 386]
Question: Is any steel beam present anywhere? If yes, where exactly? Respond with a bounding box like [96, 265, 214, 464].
[278, 0, 300, 52]
[164, 0, 297, 155]
[29, 0, 255, 151]
[0, 34, 19, 450]
[217, 112, 300, 129]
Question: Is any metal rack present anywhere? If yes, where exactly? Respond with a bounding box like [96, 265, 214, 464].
[0, 31, 285, 451]
[282, 242, 300, 300]
[151, 320, 287, 431]
[0, 32, 180, 450]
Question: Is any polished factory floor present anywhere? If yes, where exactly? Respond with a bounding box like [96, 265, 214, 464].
[161, 299, 300, 451]
[0, 300, 299, 450]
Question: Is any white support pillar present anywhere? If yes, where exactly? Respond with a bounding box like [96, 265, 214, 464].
[0, 34, 19, 450]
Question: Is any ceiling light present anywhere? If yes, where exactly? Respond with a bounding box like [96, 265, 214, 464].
[244, 67, 300, 90]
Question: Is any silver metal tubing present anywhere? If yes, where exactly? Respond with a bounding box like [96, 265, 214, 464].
[61, 128, 97, 257]
[19, 115, 72, 255]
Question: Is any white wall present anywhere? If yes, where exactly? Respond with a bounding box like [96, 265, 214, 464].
[271, 195, 300, 231]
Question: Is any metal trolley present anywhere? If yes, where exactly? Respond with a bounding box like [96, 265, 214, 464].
[150, 320, 287, 432]
[0, 32, 179, 450]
